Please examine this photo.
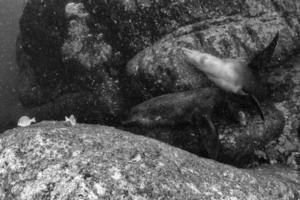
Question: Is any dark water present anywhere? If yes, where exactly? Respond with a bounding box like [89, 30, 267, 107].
[0, 0, 25, 131]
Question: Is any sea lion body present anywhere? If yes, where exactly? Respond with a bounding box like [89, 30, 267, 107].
[181, 33, 279, 121]
[182, 48, 265, 120]
[182, 48, 256, 95]
[123, 88, 222, 159]
[123, 88, 221, 127]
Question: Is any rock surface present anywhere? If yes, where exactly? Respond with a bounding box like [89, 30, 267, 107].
[264, 54, 300, 169]
[0, 122, 299, 200]
[17, 3, 125, 125]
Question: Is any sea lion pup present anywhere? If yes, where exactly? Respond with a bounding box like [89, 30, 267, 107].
[181, 33, 279, 121]
[122, 88, 223, 159]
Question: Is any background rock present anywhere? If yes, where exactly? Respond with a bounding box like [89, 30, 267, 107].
[15, 0, 300, 123]
[0, 122, 299, 200]
[126, 0, 300, 101]
[264, 54, 300, 169]
[16, 1, 125, 126]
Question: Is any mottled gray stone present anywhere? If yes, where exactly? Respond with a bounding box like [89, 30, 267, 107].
[265, 54, 300, 169]
[0, 122, 299, 200]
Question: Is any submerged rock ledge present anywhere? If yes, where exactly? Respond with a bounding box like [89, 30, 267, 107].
[0, 122, 299, 200]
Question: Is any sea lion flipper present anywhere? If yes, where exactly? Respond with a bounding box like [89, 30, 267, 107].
[202, 116, 220, 160]
[205, 116, 216, 138]
[192, 112, 219, 160]
[248, 32, 279, 74]
[243, 89, 265, 121]
[250, 93, 265, 121]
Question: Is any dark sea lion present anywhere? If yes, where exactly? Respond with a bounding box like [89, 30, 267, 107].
[122, 88, 223, 159]
[182, 33, 279, 121]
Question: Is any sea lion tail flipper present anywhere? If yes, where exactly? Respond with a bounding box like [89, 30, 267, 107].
[192, 113, 220, 160]
[250, 94, 265, 121]
[248, 32, 279, 74]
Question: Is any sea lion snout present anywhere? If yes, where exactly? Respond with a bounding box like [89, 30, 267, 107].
[182, 47, 204, 67]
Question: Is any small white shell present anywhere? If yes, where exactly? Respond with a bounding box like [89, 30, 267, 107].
[17, 116, 36, 127]
[65, 114, 77, 126]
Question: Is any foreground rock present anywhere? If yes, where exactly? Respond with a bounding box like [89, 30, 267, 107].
[0, 122, 299, 200]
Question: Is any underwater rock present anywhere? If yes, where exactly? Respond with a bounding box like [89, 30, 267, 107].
[86, 0, 300, 61]
[126, 19, 299, 101]
[217, 104, 285, 165]
[265, 54, 300, 169]
[62, 3, 113, 70]
[17, 0, 125, 125]
[0, 122, 299, 200]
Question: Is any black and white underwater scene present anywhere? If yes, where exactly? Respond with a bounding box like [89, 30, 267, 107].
[0, 0, 300, 199]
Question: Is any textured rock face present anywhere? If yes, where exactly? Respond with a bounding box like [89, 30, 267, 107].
[265, 55, 300, 169]
[0, 122, 299, 200]
[17, 0, 125, 126]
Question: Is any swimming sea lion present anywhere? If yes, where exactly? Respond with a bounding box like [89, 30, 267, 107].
[182, 33, 279, 121]
[122, 88, 223, 159]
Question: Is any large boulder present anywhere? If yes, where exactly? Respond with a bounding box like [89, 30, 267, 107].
[0, 122, 299, 200]
[126, 0, 300, 100]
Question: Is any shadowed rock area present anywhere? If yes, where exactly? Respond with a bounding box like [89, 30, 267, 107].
[264, 54, 300, 169]
[0, 122, 299, 200]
